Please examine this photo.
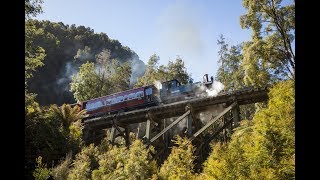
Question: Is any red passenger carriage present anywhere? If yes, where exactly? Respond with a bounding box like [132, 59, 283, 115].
[79, 85, 159, 118]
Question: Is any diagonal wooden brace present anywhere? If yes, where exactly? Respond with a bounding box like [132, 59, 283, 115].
[189, 102, 237, 141]
[147, 110, 191, 145]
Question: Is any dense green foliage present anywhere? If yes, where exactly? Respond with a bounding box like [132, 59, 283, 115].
[240, 0, 295, 86]
[25, 104, 86, 179]
[50, 139, 157, 180]
[92, 140, 157, 179]
[25, 22, 46, 83]
[25, 0, 47, 115]
[202, 80, 294, 179]
[27, 19, 145, 105]
[67, 144, 100, 179]
[158, 136, 197, 180]
[135, 54, 190, 87]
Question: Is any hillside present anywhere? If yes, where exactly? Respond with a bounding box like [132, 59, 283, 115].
[27, 19, 146, 105]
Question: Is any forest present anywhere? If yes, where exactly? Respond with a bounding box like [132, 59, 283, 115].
[25, 0, 295, 179]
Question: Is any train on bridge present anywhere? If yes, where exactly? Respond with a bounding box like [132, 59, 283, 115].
[73, 74, 219, 119]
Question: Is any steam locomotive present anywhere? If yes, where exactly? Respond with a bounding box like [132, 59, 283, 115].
[75, 74, 215, 119]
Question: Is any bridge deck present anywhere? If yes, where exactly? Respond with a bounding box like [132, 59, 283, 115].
[84, 86, 269, 130]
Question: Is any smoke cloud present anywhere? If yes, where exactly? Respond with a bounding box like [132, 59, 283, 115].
[157, 0, 204, 55]
[56, 61, 79, 92]
[156, 0, 215, 80]
[130, 56, 146, 85]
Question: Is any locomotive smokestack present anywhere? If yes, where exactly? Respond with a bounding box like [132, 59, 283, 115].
[203, 74, 209, 83]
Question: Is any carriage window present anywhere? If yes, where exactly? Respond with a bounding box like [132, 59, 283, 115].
[145, 88, 152, 96]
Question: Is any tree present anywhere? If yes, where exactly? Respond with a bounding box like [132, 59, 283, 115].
[135, 53, 160, 87]
[166, 56, 190, 84]
[135, 54, 190, 87]
[215, 35, 256, 120]
[215, 34, 245, 92]
[25, 104, 87, 179]
[25, 25, 46, 84]
[25, 3, 59, 117]
[240, 0, 295, 86]
[25, 0, 43, 19]
[92, 140, 157, 180]
[50, 103, 87, 150]
[25, 20, 58, 117]
[158, 136, 196, 180]
[33, 156, 51, 180]
[25, 91, 41, 117]
[70, 48, 132, 101]
[110, 59, 132, 93]
[25, 1, 48, 178]
[202, 80, 294, 179]
[25, 0, 49, 86]
[68, 144, 100, 180]
[74, 46, 94, 61]
[51, 153, 73, 180]
[25, 0, 46, 89]
[70, 62, 100, 101]
[50, 103, 87, 128]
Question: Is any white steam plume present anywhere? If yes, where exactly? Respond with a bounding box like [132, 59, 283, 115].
[206, 81, 225, 97]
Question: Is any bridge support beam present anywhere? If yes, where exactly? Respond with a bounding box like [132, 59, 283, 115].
[187, 115, 192, 136]
[145, 112, 157, 141]
[189, 102, 237, 141]
[163, 119, 169, 150]
[186, 104, 194, 137]
[110, 126, 116, 143]
[145, 119, 151, 139]
[147, 110, 191, 145]
[232, 103, 240, 128]
[82, 126, 93, 145]
[124, 126, 130, 146]
[109, 118, 131, 147]
[82, 126, 106, 145]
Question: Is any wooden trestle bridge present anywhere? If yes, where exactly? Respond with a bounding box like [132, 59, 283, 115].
[82, 86, 269, 150]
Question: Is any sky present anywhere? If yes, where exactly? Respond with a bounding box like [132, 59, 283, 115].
[35, 0, 252, 82]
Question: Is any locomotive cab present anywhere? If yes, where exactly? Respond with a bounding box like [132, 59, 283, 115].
[160, 79, 181, 97]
